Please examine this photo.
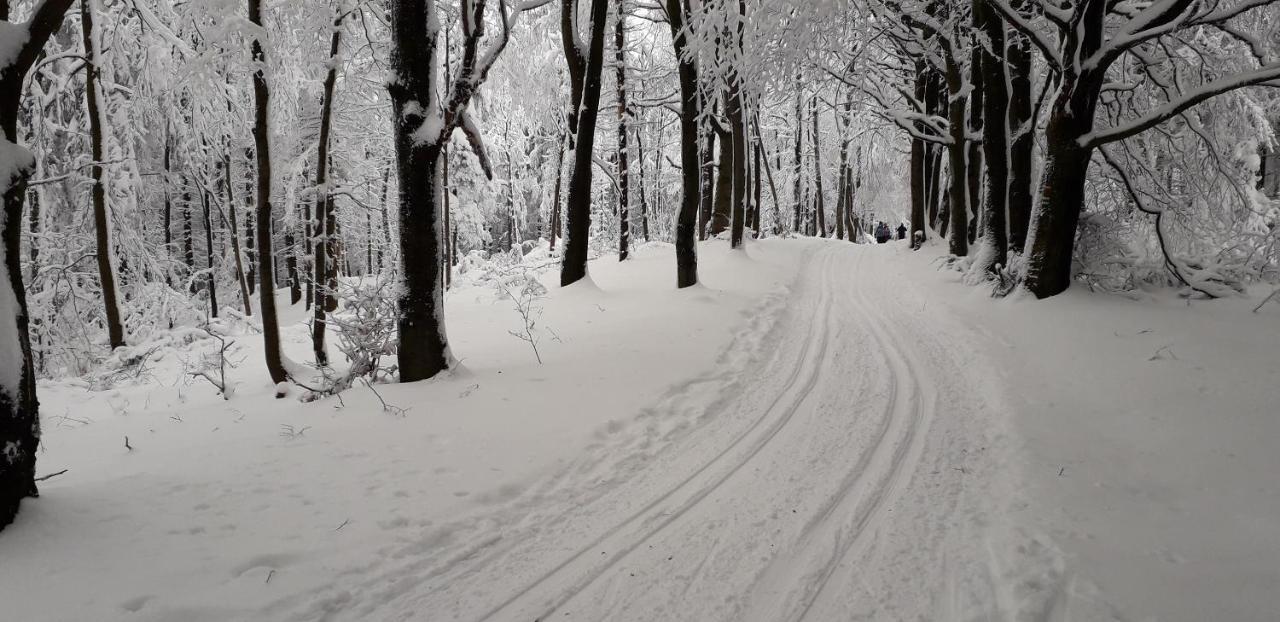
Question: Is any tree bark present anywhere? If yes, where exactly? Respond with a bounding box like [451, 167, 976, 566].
[223, 154, 253, 312]
[810, 95, 825, 238]
[0, 0, 80, 530]
[616, 4, 630, 261]
[943, 44, 969, 257]
[1006, 24, 1034, 254]
[976, 0, 1008, 270]
[249, 0, 288, 386]
[310, 18, 342, 366]
[200, 185, 219, 317]
[560, 0, 609, 286]
[909, 61, 928, 248]
[667, 0, 700, 287]
[81, 0, 125, 348]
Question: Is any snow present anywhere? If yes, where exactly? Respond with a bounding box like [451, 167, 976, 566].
[1, 239, 1277, 621]
[888, 240, 1280, 621]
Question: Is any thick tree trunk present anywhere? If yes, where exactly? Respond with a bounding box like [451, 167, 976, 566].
[1024, 97, 1097, 298]
[1006, 27, 1034, 254]
[249, 0, 288, 386]
[667, 0, 700, 287]
[976, 0, 1008, 270]
[1, 0, 84, 528]
[560, 0, 608, 287]
[81, 0, 124, 348]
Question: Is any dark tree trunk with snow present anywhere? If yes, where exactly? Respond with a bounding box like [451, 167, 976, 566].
[810, 96, 825, 238]
[667, 0, 700, 287]
[976, 0, 1008, 270]
[81, 0, 125, 348]
[311, 18, 342, 367]
[560, 0, 608, 287]
[1005, 22, 1033, 254]
[200, 187, 219, 317]
[0, 0, 77, 531]
[249, 0, 288, 386]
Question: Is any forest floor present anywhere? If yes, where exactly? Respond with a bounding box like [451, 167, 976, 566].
[1, 238, 1277, 622]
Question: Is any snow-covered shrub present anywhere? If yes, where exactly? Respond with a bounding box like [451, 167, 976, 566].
[330, 277, 400, 385]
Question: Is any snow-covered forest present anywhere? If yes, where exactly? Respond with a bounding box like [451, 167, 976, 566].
[1, 0, 1279, 619]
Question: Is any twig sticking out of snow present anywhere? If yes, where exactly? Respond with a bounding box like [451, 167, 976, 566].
[34, 469, 68, 482]
[1254, 289, 1279, 313]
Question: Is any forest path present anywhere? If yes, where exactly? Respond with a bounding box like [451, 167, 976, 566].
[278, 242, 1020, 622]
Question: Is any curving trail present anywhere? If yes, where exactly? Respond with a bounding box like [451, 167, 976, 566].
[281, 242, 1021, 622]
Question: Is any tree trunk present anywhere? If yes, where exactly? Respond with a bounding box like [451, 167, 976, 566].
[223, 154, 253, 312]
[728, 87, 747, 248]
[1, 0, 84, 528]
[710, 113, 732, 237]
[443, 143, 452, 287]
[615, 5, 630, 261]
[243, 150, 257, 295]
[309, 17, 341, 366]
[249, 0, 288, 386]
[81, 0, 124, 348]
[182, 177, 194, 274]
[1006, 24, 1034, 254]
[944, 47, 969, 257]
[550, 131, 565, 251]
[560, 0, 609, 287]
[200, 186, 219, 317]
[966, 38, 984, 246]
[377, 162, 391, 269]
[810, 95, 825, 238]
[698, 117, 715, 240]
[793, 77, 804, 235]
[909, 61, 928, 248]
[976, 0, 1008, 270]
[1024, 94, 1098, 298]
[667, 0, 700, 287]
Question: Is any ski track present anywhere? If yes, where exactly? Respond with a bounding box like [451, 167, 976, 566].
[275, 242, 1023, 622]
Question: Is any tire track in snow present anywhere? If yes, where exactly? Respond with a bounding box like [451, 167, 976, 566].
[478, 247, 846, 621]
[731, 245, 935, 622]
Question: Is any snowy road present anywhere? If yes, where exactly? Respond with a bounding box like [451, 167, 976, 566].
[276, 243, 1027, 622]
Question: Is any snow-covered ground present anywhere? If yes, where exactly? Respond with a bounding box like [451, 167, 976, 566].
[1, 239, 1277, 621]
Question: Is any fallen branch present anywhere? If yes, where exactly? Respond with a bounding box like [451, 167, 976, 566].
[35, 469, 69, 482]
[1254, 288, 1279, 313]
